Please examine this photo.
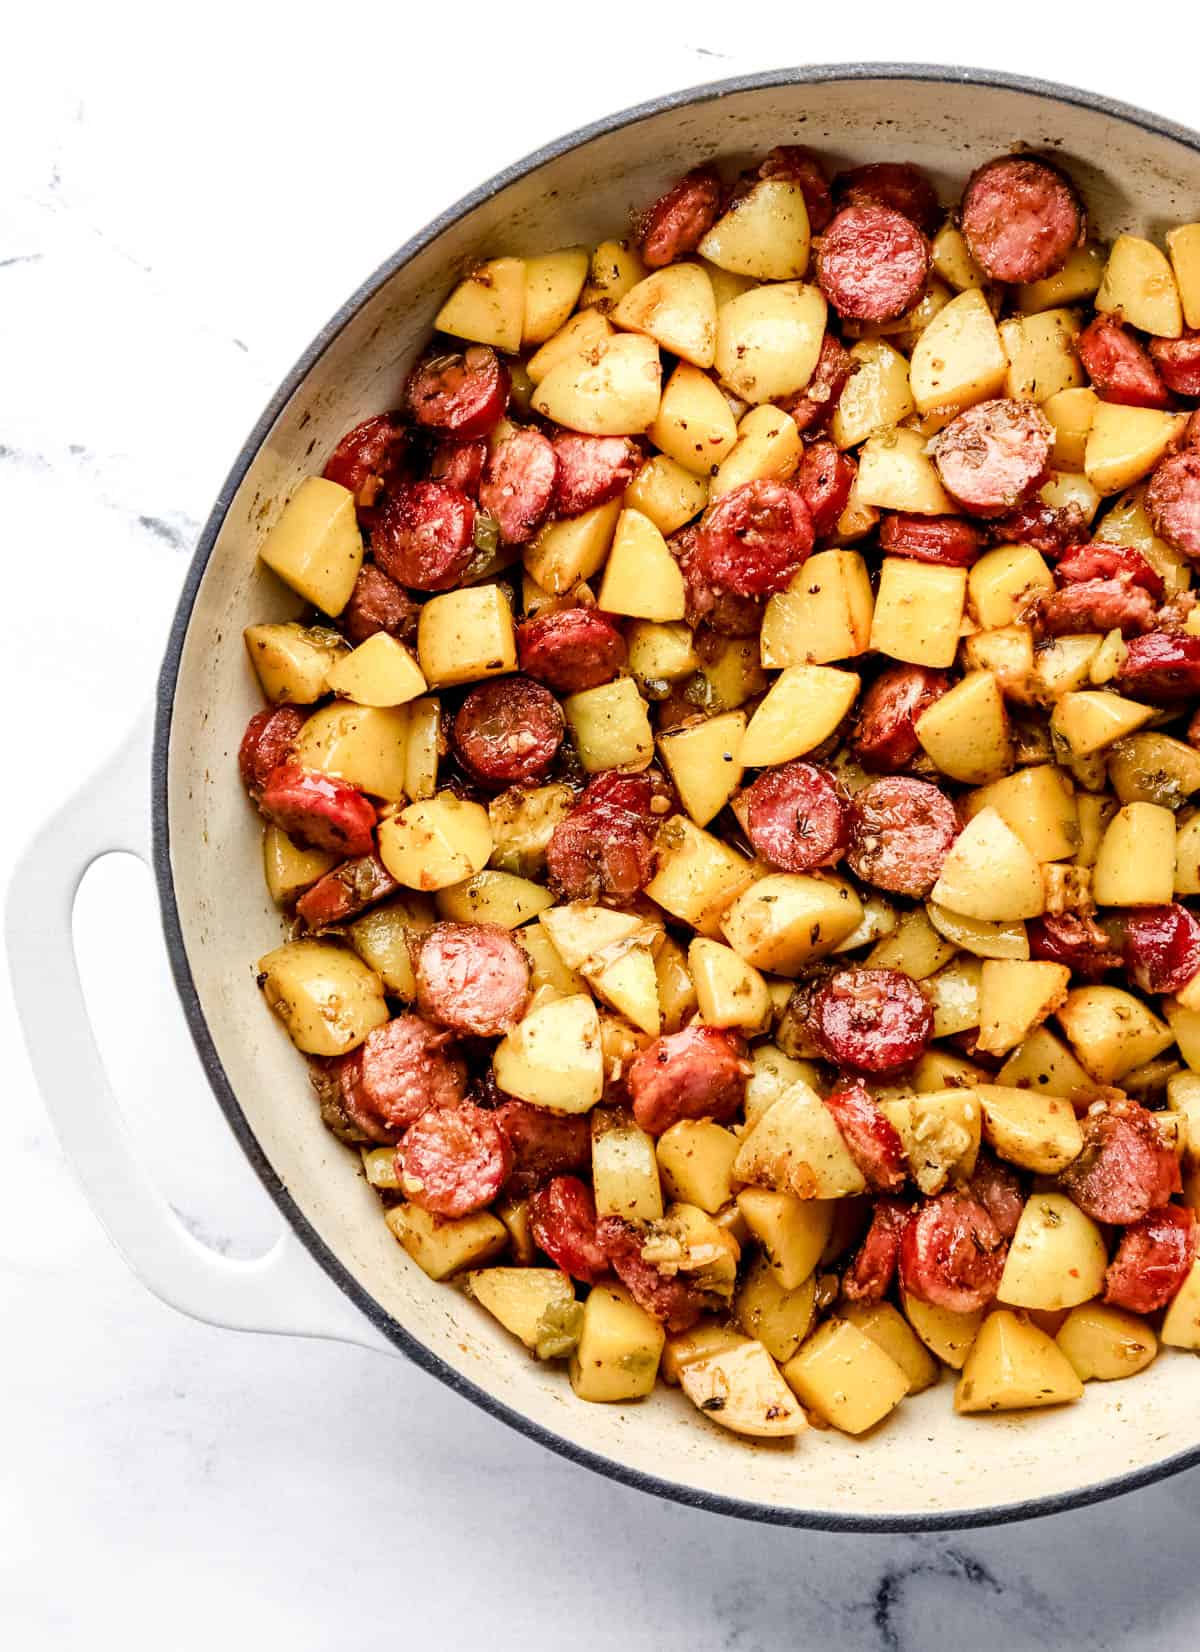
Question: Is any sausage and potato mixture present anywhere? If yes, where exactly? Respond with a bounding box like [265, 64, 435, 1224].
[241, 144, 1200, 1443]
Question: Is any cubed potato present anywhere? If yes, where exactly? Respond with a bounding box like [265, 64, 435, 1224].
[931, 221, 987, 292]
[258, 476, 363, 617]
[882, 1088, 981, 1195]
[1095, 485, 1192, 595]
[244, 621, 347, 703]
[569, 1283, 665, 1401]
[292, 703, 410, 801]
[1057, 985, 1174, 1083]
[1095, 233, 1183, 337]
[645, 815, 758, 936]
[611, 262, 717, 368]
[656, 1120, 740, 1214]
[1166, 1001, 1200, 1073]
[435, 870, 553, 930]
[325, 632, 426, 708]
[915, 670, 1012, 784]
[925, 903, 1030, 960]
[976, 962, 1073, 1061]
[1050, 689, 1155, 757]
[1166, 223, 1200, 330]
[867, 907, 957, 978]
[361, 1145, 403, 1190]
[869, 557, 967, 668]
[977, 1082, 1083, 1174]
[911, 1049, 990, 1093]
[738, 664, 860, 766]
[735, 1081, 866, 1200]
[404, 695, 440, 802]
[998, 1192, 1107, 1312]
[1040, 467, 1102, 525]
[856, 427, 954, 515]
[1016, 243, 1106, 313]
[722, 873, 863, 975]
[626, 620, 700, 697]
[901, 1292, 983, 1369]
[1161, 1260, 1200, 1349]
[964, 765, 1078, 863]
[734, 1253, 816, 1363]
[580, 238, 646, 314]
[526, 309, 613, 386]
[680, 1337, 807, 1437]
[830, 339, 914, 448]
[744, 1046, 822, 1131]
[1092, 801, 1177, 905]
[586, 945, 661, 1037]
[262, 826, 338, 905]
[1055, 1304, 1157, 1382]
[1074, 792, 1116, 868]
[492, 994, 604, 1113]
[832, 890, 898, 954]
[467, 1266, 583, 1358]
[995, 1024, 1096, 1100]
[714, 281, 827, 405]
[487, 784, 574, 879]
[926, 957, 981, 1038]
[659, 712, 746, 826]
[735, 1187, 833, 1290]
[648, 360, 738, 475]
[698, 177, 811, 281]
[661, 1322, 747, 1384]
[519, 920, 587, 1003]
[954, 1310, 1084, 1412]
[624, 455, 709, 536]
[563, 677, 654, 773]
[387, 1204, 506, 1281]
[435, 256, 525, 352]
[999, 307, 1085, 402]
[654, 935, 698, 1034]
[1085, 404, 1189, 496]
[257, 939, 388, 1056]
[930, 806, 1045, 922]
[538, 905, 652, 974]
[783, 1318, 910, 1434]
[416, 584, 517, 688]
[840, 1300, 940, 1394]
[699, 259, 758, 309]
[968, 543, 1055, 629]
[524, 499, 622, 595]
[1042, 386, 1100, 473]
[1029, 634, 1104, 706]
[378, 793, 491, 891]
[686, 635, 768, 714]
[1179, 816, 1200, 895]
[348, 895, 436, 998]
[494, 1194, 537, 1265]
[688, 937, 769, 1032]
[532, 332, 661, 435]
[1109, 733, 1200, 811]
[962, 624, 1036, 698]
[521, 247, 589, 347]
[591, 1108, 663, 1222]
[597, 507, 686, 621]
[909, 288, 1008, 415]
[759, 549, 875, 667]
[711, 403, 802, 500]
[831, 470, 881, 543]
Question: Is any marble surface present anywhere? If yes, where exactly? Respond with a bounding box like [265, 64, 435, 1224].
[6, 9, 1200, 1645]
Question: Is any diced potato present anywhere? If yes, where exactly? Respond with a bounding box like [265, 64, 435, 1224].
[925, 903, 1029, 960]
[586, 945, 661, 1037]
[435, 257, 525, 352]
[492, 994, 604, 1113]
[539, 905, 652, 974]
[325, 632, 426, 708]
[487, 784, 574, 879]
[648, 360, 738, 475]
[999, 308, 1084, 402]
[348, 895, 436, 998]
[911, 1049, 989, 1093]
[1161, 1260, 1200, 1349]
[1041, 385, 1099, 472]
[1178, 815, 1200, 897]
[902, 1291, 983, 1369]
[403, 695, 439, 802]
[976, 961, 1072, 1061]
[734, 1253, 816, 1363]
[494, 1194, 536, 1265]
[1055, 1303, 1157, 1382]
[416, 584, 518, 688]
[954, 1310, 1084, 1412]
[968, 544, 1055, 629]
[1051, 689, 1155, 757]
[869, 558, 967, 668]
[597, 507, 686, 621]
[687, 937, 768, 1032]
[244, 621, 347, 703]
[521, 247, 589, 347]
[976, 1082, 1083, 1174]
[931, 221, 987, 292]
[569, 1283, 665, 1402]
[654, 935, 698, 1035]
[916, 670, 1012, 784]
[722, 873, 863, 975]
[699, 177, 811, 281]
[258, 476, 363, 617]
[685, 636, 768, 715]
[680, 1338, 807, 1437]
[783, 1318, 910, 1435]
[1074, 793, 1116, 868]
[661, 1323, 747, 1385]
[262, 826, 338, 905]
[591, 1108, 663, 1222]
[645, 815, 758, 937]
[710, 403, 802, 501]
[1028, 634, 1104, 706]
[1095, 233, 1183, 337]
[714, 281, 827, 405]
[291, 703, 409, 801]
[468, 1266, 583, 1357]
[833, 890, 898, 954]
[1166, 223, 1200, 330]
[1166, 1000, 1200, 1073]
[964, 765, 1078, 863]
[626, 620, 700, 697]
[930, 806, 1045, 922]
[387, 1204, 506, 1281]
[759, 549, 874, 667]
[624, 455, 709, 536]
[735, 1082, 867, 1199]
[532, 332, 661, 435]
[909, 288, 1008, 415]
[738, 664, 860, 766]
[562, 677, 654, 773]
[962, 624, 1036, 697]
[999, 1192, 1107, 1311]
[580, 238, 646, 314]
[867, 907, 957, 978]
[519, 920, 587, 1003]
[831, 470, 881, 543]
[735, 1187, 833, 1290]
[1084, 404, 1188, 496]
[926, 957, 981, 1038]
[995, 1024, 1096, 1099]
[1092, 801, 1177, 905]
[526, 309, 613, 386]
[1040, 467, 1102, 525]
[1016, 243, 1106, 313]
[435, 870, 553, 930]
[882, 1088, 980, 1195]
[700, 259, 758, 308]
[1109, 733, 1200, 811]
[841, 1300, 940, 1394]
[257, 939, 388, 1056]
[744, 1046, 821, 1131]
[361, 1145, 403, 1190]
[524, 498, 622, 594]
[611, 262, 717, 368]
[1095, 484, 1192, 595]
[1057, 986, 1174, 1083]
[659, 712, 746, 826]
[856, 427, 954, 515]
[830, 339, 914, 448]
[378, 793, 491, 891]
[656, 1120, 740, 1214]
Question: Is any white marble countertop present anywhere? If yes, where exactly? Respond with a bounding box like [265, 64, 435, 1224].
[6, 9, 1200, 1646]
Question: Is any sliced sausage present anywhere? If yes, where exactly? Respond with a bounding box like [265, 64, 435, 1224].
[552, 434, 640, 516]
[1122, 904, 1200, 995]
[370, 480, 476, 592]
[742, 761, 849, 873]
[407, 346, 509, 438]
[1105, 1205, 1196, 1314]
[239, 705, 306, 797]
[959, 154, 1084, 284]
[1037, 579, 1158, 638]
[259, 763, 377, 857]
[1149, 330, 1200, 397]
[596, 1215, 709, 1332]
[853, 664, 950, 773]
[691, 479, 814, 597]
[341, 565, 420, 645]
[491, 1099, 590, 1197]
[529, 1175, 609, 1283]
[398, 1102, 513, 1217]
[822, 1078, 908, 1193]
[847, 776, 959, 898]
[842, 1198, 909, 1303]
[987, 499, 1090, 556]
[833, 161, 940, 234]
[1056, 542, 1164, 598]
[809, 969, 934, 1075]
[795, 441, 856, 537]
[1060, 1098, 1182, 1225]
[899, 1192, 1007, 1314]
[416, 922, 531, 1037]
[517, 607, 627, 694]
[296, 854, 398, 929]
[1118, 631, 1200, 701]
[931, 398, 1053, 518]
[627, 1024, 748, 1136]
[758, 145, 833, 232]
[1148, 448, 1200, 559]
[1076, 315, 1171, 410]
[1028, 913, 1121, 983]
[323, 411, 409, 507]
[816, 204, 931, 322]
[546, 788, 658, 903]
[968, 1150, 1025, 1241]
[309, 1056, 378, 1145]
[780, 332, 855, 438]
[879, 513, 984, 566]
[453, 677, 564, 787]
[676, 527, 766, 634]
[430, 438, 487, 496]
[479, 428, 557, 544]
[637, 164, 722, 269]
[347, 1013, 470, 1136]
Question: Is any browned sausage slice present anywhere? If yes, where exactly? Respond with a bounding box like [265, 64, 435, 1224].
[1148, 448, 1200, 559]
[637, 165, 722, 268]
[833, 161, 940, 234]
[816, 205, 930, 322]
[479, 428, 557, 544]
[842, 1198, 909, 1303]
[1118, 632, 1200, 701]
[239, 705, 306, 797]
[742, 761, 849, 872]
[795, 441, 856, 536]
[517, 608, 627, 694]
[1149, 330, 1200, 396]
[853, 665, 949, 773]
[780, 332, 855, 437]
[596, 1215, 710, 1332]
[899, 1192, 1007, 1313]
[407, 346, 509, 438]
[626, 1024, 748, 1135]
[259, 763, 377, 857]
[452, 677, 564, 787]
[822, 1078, 907, 1192]
[296, 854, 398, 929]
[349, 1013, 470, 1135]
[931, 398, 1053, 517]
[959, 155, 1084, 284]
[691, 480, 814, 597]
[491, 1099, 590, 1197]
[809, 969, 933, 1075]
[341, 565, 420, 645]
[529, 1175, 609, 1282]
[847, 777, 959, 897]
[758, 145, 833, 231]
[398, 1103, 513, 1217]
[416, 922, 531, 1037]
[323, 412, 408, 507]
[1077, 315, 1171, 409]
[1105, 1206, 1196, 1313]
[370, 480, 477, 591]
[1059, 1099, 1182, 1225]
[879, 514, 984, 566]
[552, 434, 640, 516]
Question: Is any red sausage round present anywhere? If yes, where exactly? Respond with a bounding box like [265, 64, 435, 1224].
[1028, 913, 1121, 984]
[968, 1150, 1025, 1241]
[323, 412, 409, 507]
[259, 763, 377, 857]
[407, 346, 509, 438]
[552, 434, 640, 516]
[1148, 449, 1200, 559]
[1105, 1205, 1196, 1314]
[430, 438, 487, 496]
[322, 1052, 399, 1145]
[546, 794, 658, 903]
[596, 1215, 709, 1332]
[822, 1078, 908, 1193]
[1037, 579, 1157, 638]
[517, 607, 627, 694]
[398, 1102, 513, 1217]
[529, 1175, 609, 1283]
[816, 205, 930, 322]
[296, 854, 398, 929]
[879, 513, 984, 566]
[988, 499, 1089, 556]
[758, 145, 833, 232]
[491, 1099, 590, 1197]
[1122, 904, 1200, 995]
[810, 968, 934, 1075]
[1060, 1099, 1182, 1225]
[349, 1014, 470, 1135]
[371, 480, 476, 591]
[341, 565, 420, 645]
[795, 441, 856, 536]
[742, 761, 849, 873]
[453, 677, 564, 787]
[627, 1024, 748, 1136]
[416, 922, 531, 1037]
[847, 776, 959, 897]
[676, 528, 766, 634]
[842, 1198, 909, 1303]
[833, 161, 941, 234]
[239, 705, 306, 797]
[1149, 330, 1200, 396]
[1057, 542, 1164, 598]
[899, 1192, 1007, 1314]
[959, 155, 1084, 284]
[1118, 632, 1200, 701]
[479, 428, 557, 544]
[853, 664, 950, 773]
[637, 165, 722, 269]
[781, 332, 855, 437]
[691, 479, 814, 597]
[1077, 315, 1171, 410]
[931, 398, 1053, 517]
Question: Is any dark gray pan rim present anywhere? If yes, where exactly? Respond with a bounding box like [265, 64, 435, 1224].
[153, 62, 1200, 1532]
